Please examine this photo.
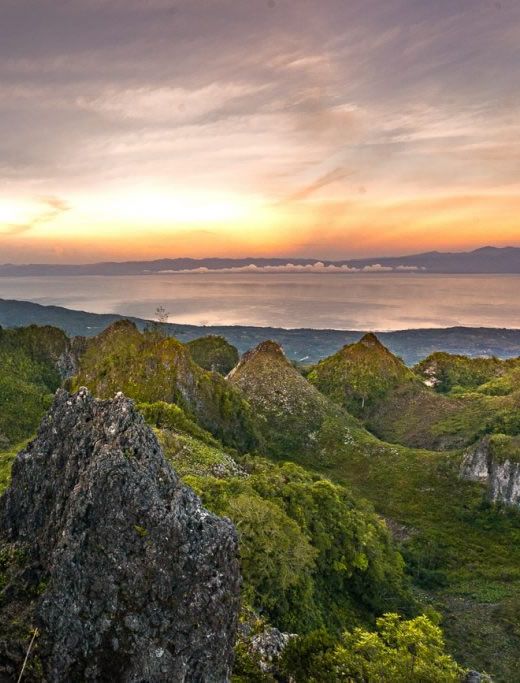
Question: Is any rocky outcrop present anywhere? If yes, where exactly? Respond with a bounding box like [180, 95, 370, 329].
[57, 335, 87, 379]
[236, 610, 295, 677]
[463, 670, 494, 683]
[460, 435, 520, 509]
[0, 388, 240, 682]
[249, 627, 294, 674]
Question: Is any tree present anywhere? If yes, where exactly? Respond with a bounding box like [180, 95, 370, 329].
[144, 305, 170, 339]
[284, 613, 464, 682]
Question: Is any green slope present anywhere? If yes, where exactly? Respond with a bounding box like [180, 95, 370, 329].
[227, 340, 378, 461]
[308, 333, 418, 416]
[0, 325, 68, 445]
[228, 338, 520, 680]
[310, 336, 520, 451]
[187, 335, 239, 375]
[1, 324, 518, 679]
[70, 320, 260, 452]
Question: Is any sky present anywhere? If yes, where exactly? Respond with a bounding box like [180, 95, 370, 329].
[0, 0, 519, 263]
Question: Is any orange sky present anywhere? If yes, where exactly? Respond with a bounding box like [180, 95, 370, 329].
[1, 0, 519, 263]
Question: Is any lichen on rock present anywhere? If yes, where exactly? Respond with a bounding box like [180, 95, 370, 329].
[0, 388, 240, 682]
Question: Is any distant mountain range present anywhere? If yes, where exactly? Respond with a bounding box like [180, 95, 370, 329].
[1, 246, 519, 276]
[2, 297, 520, 365]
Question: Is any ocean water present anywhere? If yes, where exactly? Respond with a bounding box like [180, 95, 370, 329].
[1, 273, 519, 330]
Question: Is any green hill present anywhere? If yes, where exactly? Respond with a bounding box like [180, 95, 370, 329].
[308, 333, 418, 417]
[70, 320, 260, 452]
[415, 352, 520, 394]
[227, 340, 374, 460]
[310, 337, 520, 451]
[187, 334, 239, 375]
[1, 323, 519, 680]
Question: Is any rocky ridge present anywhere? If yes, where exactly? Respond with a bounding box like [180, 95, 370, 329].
[0, 388, 240, 682]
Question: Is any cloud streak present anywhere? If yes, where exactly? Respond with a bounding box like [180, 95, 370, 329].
[1, 196, 70, 237]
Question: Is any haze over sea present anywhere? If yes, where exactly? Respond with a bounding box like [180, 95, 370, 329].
[1, 273, 519, 331]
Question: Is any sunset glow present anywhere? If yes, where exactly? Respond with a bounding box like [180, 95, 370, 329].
[1, 0, 519, 262]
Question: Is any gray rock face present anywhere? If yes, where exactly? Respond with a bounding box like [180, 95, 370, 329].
[463, 670, 494, 683]
[250, 627, 294, 673]
[460, 439, 492, 484]
[56, 336, 87, 379]
[0, 388, 240, 682]
[460, 436, 520, 509]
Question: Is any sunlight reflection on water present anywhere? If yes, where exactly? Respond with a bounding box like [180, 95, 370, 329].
[0, 273, 518, 330]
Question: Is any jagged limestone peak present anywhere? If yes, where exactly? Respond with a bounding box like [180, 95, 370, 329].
[0, 388, 240, 682]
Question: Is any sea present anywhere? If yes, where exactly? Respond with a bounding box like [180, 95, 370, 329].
[1, 273, 519, 331]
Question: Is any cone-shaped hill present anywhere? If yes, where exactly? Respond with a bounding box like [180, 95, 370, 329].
[227, 340, 371, 459]
[187, 335, 239, 375]
[70, 320, 260, 452]
[308, 333, 418, 417]
[309, 334, 520, 451]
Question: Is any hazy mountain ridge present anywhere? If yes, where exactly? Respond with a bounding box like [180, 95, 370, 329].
[1, 246, 519, 275]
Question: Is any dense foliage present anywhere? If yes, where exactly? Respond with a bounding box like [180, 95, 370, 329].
[0, 326, 67, 445]
[185, 457, 414, 633]
[280, 614, 463, 682]
[414, 352, 516, 394]
[187, 335, 239, 375]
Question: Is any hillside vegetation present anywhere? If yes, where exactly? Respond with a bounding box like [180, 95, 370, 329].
[187, 334, 239, 374]
[1, 322, 519, 680]
[308, 333, 418, 416]
[310, 336, 520, 452]
[0, 325, 68, 446]
[70, 320, 260, 452]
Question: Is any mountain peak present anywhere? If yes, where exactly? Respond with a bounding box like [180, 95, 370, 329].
[228, 340, 286, 380]
[255, 339, 285, 356]
[309, 333, 415, 416]
[359, 332, 384, 348]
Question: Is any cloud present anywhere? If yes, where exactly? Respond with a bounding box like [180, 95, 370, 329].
[76, 82, 267, 125]
[1, 196, 70, 237]
[284, 167, 354, 203]
[156, 262, 426, 274]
